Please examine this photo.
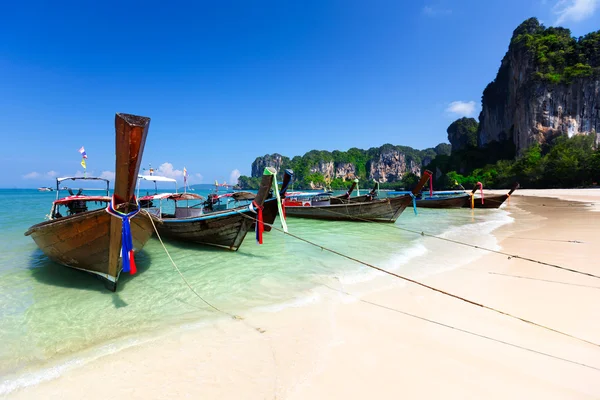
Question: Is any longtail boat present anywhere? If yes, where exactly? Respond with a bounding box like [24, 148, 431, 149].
[146, 167, 276, 250]
[283, 170, 432, 222]
[463, 182, 520, 209]
[416, 177, 470, 208]
[25, 113, 153, 291]
[330, 181, 379, 204]
[415, 193, 470, 208]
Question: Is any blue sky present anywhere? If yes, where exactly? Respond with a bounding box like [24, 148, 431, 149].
[1, 0, 598, 188]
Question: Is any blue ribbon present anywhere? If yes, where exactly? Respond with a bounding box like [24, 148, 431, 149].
[409, 193, 418, 216]
[106, 198, 140, 273]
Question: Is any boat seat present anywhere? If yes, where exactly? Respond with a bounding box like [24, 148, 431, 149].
[67, 200, 88, 215]
[175, 207, 203, 218]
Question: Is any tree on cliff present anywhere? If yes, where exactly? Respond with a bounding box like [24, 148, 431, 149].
[447, 117, 478, 151]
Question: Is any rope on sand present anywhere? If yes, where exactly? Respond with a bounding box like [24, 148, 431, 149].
[487, 272, 600, 289]
[321, 283, 600, 371]
[235, 211, 600, 350]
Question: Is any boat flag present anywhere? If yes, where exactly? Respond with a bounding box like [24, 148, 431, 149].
[78, 146, 87, 177]
[183, 167, 188, 192]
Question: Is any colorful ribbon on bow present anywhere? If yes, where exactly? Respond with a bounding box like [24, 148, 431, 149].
[264, 168, 288, 233]
[409, 193, 418, 216]
[250, 200, 264, 244]
[429, 175, 433, 197]
[105, 196, 140, 275]
[477, 182, 484, 205]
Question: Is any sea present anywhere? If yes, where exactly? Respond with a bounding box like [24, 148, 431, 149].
[0, 188, 513, 394]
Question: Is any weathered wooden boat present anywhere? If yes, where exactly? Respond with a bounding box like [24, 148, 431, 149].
[25, 113, 153, 291]
[147, 167, 276, 250]
[283, 170, 432, 222]
[463, 182, 520, 209]
[416, 193, 471, 208]
[330, 181, 379, 204]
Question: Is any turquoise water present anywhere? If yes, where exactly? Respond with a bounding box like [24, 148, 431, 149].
[0, 189, 512, 392]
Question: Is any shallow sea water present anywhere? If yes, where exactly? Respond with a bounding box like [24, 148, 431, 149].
[0, 188, 513, 393]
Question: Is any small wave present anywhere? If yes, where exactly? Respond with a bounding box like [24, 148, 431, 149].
[0, 336, 155, 396]
[253, 291, 322, 313]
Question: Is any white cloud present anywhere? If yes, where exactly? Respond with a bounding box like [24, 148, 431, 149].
[554, 0, 599, 24]
[156, 162, 184, 181]
[446, 101, 477, 117]
[23, 171, 59, 180]
[99, 171, 115, 181]
[195, 173, 203, 182]
[229, 169, 241, 185]
[422, 5, 452, 16]
[23, 172, 41, 179]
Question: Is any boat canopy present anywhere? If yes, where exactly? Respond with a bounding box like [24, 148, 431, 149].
[57, 176, 110, 183]
[217, 191, 256, 201]
[287, 192, 332, 198]
[139, 192, 204, 201]
[54, 195, 111, 205]
[138, 175, 177, 183]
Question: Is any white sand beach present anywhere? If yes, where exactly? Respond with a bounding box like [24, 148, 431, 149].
[8, 190, 600, 399]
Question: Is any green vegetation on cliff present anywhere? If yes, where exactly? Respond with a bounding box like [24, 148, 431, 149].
[238, 143, 447, 190]
[436, 135, 599, 189]
[511, 18, 600, 83]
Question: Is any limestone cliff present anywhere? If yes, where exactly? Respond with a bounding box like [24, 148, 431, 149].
[478, 18, 600, 153]
[245, 143, 444, 188]
[251, 153, 288, 177]
[366, 148, 421, 182]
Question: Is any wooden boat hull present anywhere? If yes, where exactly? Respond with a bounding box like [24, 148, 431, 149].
[25, 208, 154, 289]
[330, 194, 375, 204]
[284, 195, 412, 223]
[261, 197, 278, 232]
[156, 207, 256, 250]
[154, 167, 276, 250]
[463, 194, 509, 209]
[416, 194, 469, 208]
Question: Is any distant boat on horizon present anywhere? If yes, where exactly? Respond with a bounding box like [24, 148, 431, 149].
[37, 187, 53, 192]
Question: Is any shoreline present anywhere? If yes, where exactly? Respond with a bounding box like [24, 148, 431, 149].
[5, 193, 600, 399]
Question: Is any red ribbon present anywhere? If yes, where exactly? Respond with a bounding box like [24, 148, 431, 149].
[477, 182, 484, 204]
[253, 201, 264, 244]
[429, 175, 433, 197]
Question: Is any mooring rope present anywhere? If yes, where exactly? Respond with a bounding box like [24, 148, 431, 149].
[487, 272, 600, 290]
[297, 203, 600, 280]
[142, 210, 235, 317]
[234, 211, 600, 349]
[321, 283, 600, 371]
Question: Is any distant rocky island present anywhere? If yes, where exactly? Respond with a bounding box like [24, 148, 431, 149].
[239, 18, 599, 190]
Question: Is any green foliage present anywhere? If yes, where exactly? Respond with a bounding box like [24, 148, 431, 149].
[434, 135, 599, 189]
[237, 175, 262, 190]
[434, 143, 452, 156]
[511, 18, 600, 84]
[400, 172, 419, 189]
[447, 117, 479, 150]
[241, 143, 451, 189]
